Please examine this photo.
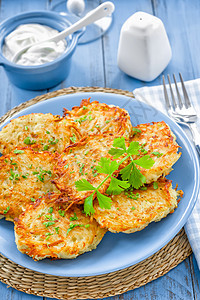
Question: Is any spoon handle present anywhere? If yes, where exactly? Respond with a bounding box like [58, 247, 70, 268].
[49, 1, 115, 43]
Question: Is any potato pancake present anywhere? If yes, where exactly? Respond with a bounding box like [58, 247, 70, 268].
[0, 113, 81, 155]
[0, 148, 58, 221]
[93, 178, 180, 233]
[130, 121, 181, 183]
[14, 193, 106, 260]
[63, 98, 132, 137]
[53, 134, 127, 205]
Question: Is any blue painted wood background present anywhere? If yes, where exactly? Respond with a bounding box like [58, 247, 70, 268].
[0, 0, 200, 299]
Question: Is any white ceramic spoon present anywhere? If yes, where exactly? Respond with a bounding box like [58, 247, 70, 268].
[12, 1, 115, 63]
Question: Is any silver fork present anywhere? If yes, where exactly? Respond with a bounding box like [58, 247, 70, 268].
[162, 73, 200, 156]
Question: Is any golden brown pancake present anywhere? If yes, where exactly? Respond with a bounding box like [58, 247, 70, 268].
[0, 148, 58, 221]
[93, 178, 180, 233]
[130, 121, 181, 183]
[14, 193, 106, 260]
[63, 98, 132, 138]
[0, 113, 81, 154]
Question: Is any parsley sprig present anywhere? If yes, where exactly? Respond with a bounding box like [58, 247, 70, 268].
[75, 137, 155, 216]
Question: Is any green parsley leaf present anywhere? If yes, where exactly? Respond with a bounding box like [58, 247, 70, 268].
[119, 163, 132, 180]
[106, 177, 130, 195]
[134, 155, 155, 169]
[112, 137, 126, 151]
[84, 194, 95, 216]
[75, 179, 95, 191]
[96, 191, 112, 209]
[121, 163, 146, 189]
[129, 164, 146, 189]
[108, 148, 125, 159]
[96, 157, 118, 175]
[127, 141, 141, 155]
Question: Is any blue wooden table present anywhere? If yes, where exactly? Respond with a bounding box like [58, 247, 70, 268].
[0, 0, 200, 299]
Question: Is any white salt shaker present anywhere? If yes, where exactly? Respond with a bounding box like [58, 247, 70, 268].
[117, 12, 172, 81]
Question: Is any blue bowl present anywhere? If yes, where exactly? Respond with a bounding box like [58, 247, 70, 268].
[0, 11, 84, 90]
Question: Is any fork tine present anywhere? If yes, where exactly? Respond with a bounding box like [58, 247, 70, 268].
[179, 73, 191, 108]
[173, 74, 183, 108]
[162, 75, 171, 110]
[167, 74, 178, 108]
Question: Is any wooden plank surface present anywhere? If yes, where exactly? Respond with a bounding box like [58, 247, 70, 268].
[0, 0, 199, 300]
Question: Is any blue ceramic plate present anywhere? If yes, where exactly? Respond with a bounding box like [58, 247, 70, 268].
[0, 92, 199, 277]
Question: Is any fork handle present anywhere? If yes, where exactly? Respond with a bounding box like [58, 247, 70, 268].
[189, 123, 200, 156]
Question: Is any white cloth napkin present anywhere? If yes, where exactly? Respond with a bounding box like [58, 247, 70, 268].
[133, 78, 200, 269]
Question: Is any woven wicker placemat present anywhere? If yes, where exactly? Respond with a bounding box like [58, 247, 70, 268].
[0, 87, 192, 300]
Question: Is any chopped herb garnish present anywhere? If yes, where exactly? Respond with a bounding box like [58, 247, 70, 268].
[131, 206, 136, 210]
[49, 207, 53, 214]
[24, 137, 36, 145]
[3, 206, 10, 214]
[13, 150, 24, 154]
[140, 186, 147, 190]
[36, 169, 52, 182]
[66, 223, 88, 235]
[43, 145, 49, 151]
[70, 212, 78, 221]
[46, 131, 50, 134]
[152, 151, 163, 158]
[48, 137, 59, 145]
[153, 182, 158, 189]
[45, 232, 53, 240]
[132, 128, 142, 135]
[31, 198, 36, 202]
[70, 134, 76, 143]
[43, 221, 56, 228]
[64, 164, 69, 169]
[22, 173, 29, 179]
[55, 227, 59, 234]
[58, 209, 65, 217]
[25, 126, 28, 131]
[9, 168, 20, 181]
[74, 115, 87, 124]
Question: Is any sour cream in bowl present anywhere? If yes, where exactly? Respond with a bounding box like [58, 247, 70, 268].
[0, 11, 84, 90]
[3, 23, 67, 66]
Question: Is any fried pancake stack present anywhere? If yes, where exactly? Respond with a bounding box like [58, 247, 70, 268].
[0, 98, 182, 260]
